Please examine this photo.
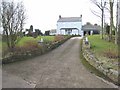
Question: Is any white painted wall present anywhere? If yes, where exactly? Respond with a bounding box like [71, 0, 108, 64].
[57, 21, 83, 36]
[60, 30, 65, 35]
[72, 29, 79, 35]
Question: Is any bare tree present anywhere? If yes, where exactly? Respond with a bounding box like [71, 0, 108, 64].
[116, 0, 120, 44]
[1, 0, 26, 51]
[90, 0, 106, 39]
[91, 0, 118, 43]
[109, 0, 114, 42]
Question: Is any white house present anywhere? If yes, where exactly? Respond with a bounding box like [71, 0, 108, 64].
[57, 15, 83, 36]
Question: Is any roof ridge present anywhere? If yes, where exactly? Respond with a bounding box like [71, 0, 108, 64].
[61, 17, 81, 18]
[57, 17, 82, 22]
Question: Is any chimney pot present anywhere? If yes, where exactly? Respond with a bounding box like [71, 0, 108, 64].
[59, 15, 61, 19]
[80, 14, 82, 17]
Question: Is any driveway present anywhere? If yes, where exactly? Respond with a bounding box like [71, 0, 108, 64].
[2, 37, 118, 88]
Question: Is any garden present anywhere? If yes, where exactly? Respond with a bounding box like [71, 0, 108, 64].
[88, 35, 118, 71]
[81, 35, 119, 85]
[2, 35, 72, 64]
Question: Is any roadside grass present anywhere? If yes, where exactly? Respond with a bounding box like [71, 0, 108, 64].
[80, 50, 116, 85]
[88, 35, 118, 57]
[80, 39, 117, 85]
[88, 35, 118, 71]
[2, 41, 7, 49]
[1, 41, 8, 58]
[0, 41, 2, 58]
[0, 35, 1, 48]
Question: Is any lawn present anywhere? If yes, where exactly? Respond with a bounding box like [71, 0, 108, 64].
[17, 36, 55, 46]
[81, 37, 118, 84]
[88, 35, 118, 57]
[1, 36, 55, 51]
[88, 35, 118, 70]
[1, 36, 55, 58]
[41, 36, 55, 41]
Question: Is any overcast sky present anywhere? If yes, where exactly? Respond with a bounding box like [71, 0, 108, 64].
[18, 0, 117, 32]
[0, 0, 118, 34]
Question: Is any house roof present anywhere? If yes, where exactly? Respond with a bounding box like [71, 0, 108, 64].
[57, 17, 82, 22]
[82, 23, 101, 31]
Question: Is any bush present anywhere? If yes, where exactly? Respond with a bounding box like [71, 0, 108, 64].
[2, 41, 43, 64]
[54, 35, 65, 42]
[112, 30, 115, 35]
[103, 50, 119, 59]
[14, 41, 41, 54]
[2, 35, 72, 64]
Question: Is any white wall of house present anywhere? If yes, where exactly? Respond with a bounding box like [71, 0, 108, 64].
[60, 30, 65, 35]
[72, 29, 79, 35]
[57, 21, 83, 36]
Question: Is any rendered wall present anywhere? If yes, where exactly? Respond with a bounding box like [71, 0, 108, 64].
[57, 21, 83, 36]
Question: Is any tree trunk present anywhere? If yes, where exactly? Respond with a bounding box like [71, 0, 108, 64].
[101, 8, 104, 39]
[115, 27, 118, 44]
[109, 0, 114, 42]
[118, 24, 120, 54]
[115, 0, 119, 45]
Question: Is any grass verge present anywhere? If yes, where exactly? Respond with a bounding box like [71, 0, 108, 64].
[2, 36, 72, 64]
[88, 35, 118, 58]
[80, 39, 118, 86]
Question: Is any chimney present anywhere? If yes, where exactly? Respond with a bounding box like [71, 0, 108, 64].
[94, 24, 97, 26]
[80, 14, 82, 17]
[59, 15, 61, 19]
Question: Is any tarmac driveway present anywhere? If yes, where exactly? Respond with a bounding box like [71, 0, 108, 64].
[2, 37, 117, 88]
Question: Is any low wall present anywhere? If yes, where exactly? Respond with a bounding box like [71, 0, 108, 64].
[2, 36, 72, 64]
[82, 39, 118, 84]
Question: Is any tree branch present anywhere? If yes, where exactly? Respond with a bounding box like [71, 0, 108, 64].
[90, 0, 102, 10]
[90, 9, 102, 19]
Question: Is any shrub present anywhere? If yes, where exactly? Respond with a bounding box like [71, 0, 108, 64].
[2, 35, 72, 64]
[103, 50, 119, 59]
[54, 35, 65, 42]
[14, 40, 42, 54]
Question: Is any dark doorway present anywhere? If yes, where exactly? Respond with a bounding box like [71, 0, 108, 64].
[84, 31, 86, 36]
[88, 31, 90, 35]
[84, 31, 90, 36]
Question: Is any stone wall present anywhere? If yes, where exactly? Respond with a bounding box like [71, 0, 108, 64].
[82, 40, 118, 84]
[2, 36, 72, 64]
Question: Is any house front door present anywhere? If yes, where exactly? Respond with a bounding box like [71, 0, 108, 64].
[68, 30, 71, 35]
[65, 29, 72, 35]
